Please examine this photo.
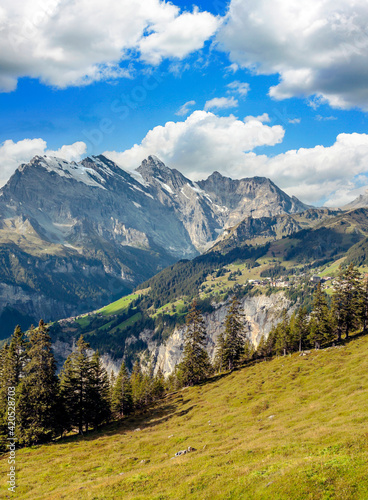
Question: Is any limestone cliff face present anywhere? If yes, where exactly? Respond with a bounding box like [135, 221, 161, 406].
[51, 292, 294, 377]
[144, 292, 294, 376]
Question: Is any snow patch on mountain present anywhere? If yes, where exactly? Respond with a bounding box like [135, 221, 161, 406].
[35, 156, 106, 190]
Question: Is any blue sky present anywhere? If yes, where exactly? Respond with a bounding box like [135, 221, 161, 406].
[1, 0, 368, 206]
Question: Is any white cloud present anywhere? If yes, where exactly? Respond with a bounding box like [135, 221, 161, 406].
[0, 139, 86, 187]
[2, 126, 367, 208]
[0, 0, 219, 91]
[288, 118, 301, 124]
[227, 81, 250, 97]
[139, 8, 220, 65]
[217, 0, 368, 110]
[244, 113, 271, 123]
[104, 110, 368, 206]
[238, 133, 368, 206]
[176, 100, 196, 116]
[204, 96, 238, 111]
[104, 110, 284, 178]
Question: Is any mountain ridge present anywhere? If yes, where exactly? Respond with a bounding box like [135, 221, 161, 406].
[0, 153, 309, 337]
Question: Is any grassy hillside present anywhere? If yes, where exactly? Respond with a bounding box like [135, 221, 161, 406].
[2, 332, 368, 499]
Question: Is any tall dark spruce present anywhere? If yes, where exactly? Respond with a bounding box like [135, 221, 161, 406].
[17, 320, 59, 445]
[179, 300, 212, 386]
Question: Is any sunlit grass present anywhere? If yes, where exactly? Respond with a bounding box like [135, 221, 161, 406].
[2, 332, 368, 499]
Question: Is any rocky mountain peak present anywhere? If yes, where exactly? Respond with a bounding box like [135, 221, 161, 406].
[137, 155, 171, 177]
[136, 156, 188, 191]
[343, 189, 368, 210]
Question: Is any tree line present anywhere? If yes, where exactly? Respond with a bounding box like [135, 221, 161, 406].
[0, 322, 165, 450]
[0, 263, 366, 449]
[173, 264, 368, 385]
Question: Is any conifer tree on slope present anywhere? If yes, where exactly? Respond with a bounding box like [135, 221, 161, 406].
[59, 335, 93, 435]
[332, 264, 362, 341]
[274, 309, 292, 355]
[308, 283, 332, 349]
[360, 276, 368, 332]
[180, 299, 212, 385]
[89, 351, 111, 429]
[130, 360, 146, 409]
[292, 307, 310, 352]
[0, 326, 27, 449]
[112, 361, 133, 418]
[17, 320, 59, 445]
[216, 295, 246, 371]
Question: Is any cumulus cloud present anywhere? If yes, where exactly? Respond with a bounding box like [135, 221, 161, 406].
[288, 118, 301, 124]
[233, 133, 368, 206]
[104, 110, 368, 206]
[204, 96, 238, 111]
[104, 110, 284, 177]
[217, 0, 368, 110]
[0, 0, 219, 91]
[0, 139, 86, 187]
[176, 100, 196, 116]
[244, 113, 271, 123]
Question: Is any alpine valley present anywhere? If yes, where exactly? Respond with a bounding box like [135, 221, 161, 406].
[0, 153, 307, 338]
[2, 152, 368, 376]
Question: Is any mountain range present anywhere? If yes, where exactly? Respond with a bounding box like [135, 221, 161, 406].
[0, 154, 309, 338]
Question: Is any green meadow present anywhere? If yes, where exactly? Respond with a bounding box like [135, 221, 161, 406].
[1, 332, 368, 499]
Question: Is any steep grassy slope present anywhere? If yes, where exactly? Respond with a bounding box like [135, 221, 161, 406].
[2, 333, 368, 499]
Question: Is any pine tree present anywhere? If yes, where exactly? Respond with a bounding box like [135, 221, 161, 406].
[360, 276, 368, 331]
[243, 338, 254, 361]
[130, 360, 145, 408]
[292, 307, 310, 352]
[257, 334, 267, 358]
[332, 264, 362, 339]
[59, 335, 93, 435]
[215, 296, 247, 371]
[180, 299, 212, 385]
[274, 310, 291, 355]
[17, 320, 59, 445]
[151, 367, 165, 400]
[0, 326, 27, 449]
[111, 361, 133, 418]
[308, 284, 331, 349]
[89, 351, 111, 429]
[214, 330, 226, 372]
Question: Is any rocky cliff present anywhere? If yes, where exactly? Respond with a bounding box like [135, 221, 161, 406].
[51, 291, 294, 377]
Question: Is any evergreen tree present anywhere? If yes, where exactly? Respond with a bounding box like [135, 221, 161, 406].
[257, 334, 267, 358]
[214, 330, 226, 372]
[360, 276, 368, 331]
[111, 361, 133, 418]
[244, 338, 254, 361]
[130, 360, 145, 408]
[151, 367, 165, 400]
[308, 284, 331, 349]
[331, 264, 361, 341]
[180, 299, 212, 385]
[0, 326, 27, 443]
[215, 296, 247, 371]
[89, 351, 111, 429]
[59, 335, 93, 435]
[17, 320, 59, 445]
[274, 310, 291, 355]
[292, 307, 310, 352]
